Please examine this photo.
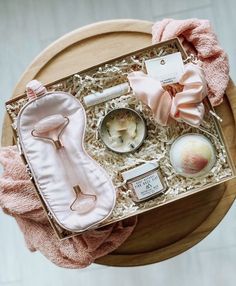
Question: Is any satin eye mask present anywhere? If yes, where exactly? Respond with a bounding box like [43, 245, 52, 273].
[17, 84, 116, 233]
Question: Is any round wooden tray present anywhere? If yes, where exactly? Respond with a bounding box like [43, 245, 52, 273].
[2, 19, 236, 267]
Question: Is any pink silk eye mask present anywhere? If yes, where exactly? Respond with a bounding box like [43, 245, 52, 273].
[17, 90, 116, 232]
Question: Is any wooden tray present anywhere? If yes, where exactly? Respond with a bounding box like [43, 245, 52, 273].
[2, 19, 236, 266]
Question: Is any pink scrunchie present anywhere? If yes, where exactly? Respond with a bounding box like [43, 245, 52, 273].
[128, 63, 207, 126]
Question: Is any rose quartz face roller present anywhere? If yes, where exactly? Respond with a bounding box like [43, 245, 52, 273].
[31, 114, 97, 214]
[32, 114, 69, 149]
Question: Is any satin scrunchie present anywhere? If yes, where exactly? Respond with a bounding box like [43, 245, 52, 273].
[128, 63, 207, 127]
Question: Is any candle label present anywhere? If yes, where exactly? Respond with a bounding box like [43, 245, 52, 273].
[132, 172, 164, 200]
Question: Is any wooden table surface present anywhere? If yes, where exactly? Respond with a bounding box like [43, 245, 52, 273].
[2, 19, 236, 267]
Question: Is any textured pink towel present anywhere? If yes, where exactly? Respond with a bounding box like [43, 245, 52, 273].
[152, 18, 229, 106]
[0, 146, 137, 268]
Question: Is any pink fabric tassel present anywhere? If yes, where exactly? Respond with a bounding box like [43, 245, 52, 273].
[26, 80, 47, 100]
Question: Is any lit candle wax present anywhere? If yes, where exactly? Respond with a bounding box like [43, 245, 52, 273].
[100, 108, 146, 154]
[169, 133, 216, 177]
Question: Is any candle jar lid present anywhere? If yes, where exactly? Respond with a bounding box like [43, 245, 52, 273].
[99, 108, 147, 154]
[122, 161, 159, 181]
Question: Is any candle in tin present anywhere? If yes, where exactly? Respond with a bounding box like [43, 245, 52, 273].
[99, 108, 146, 154]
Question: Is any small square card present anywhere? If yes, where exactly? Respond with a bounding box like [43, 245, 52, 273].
[145, 52, 184, 85]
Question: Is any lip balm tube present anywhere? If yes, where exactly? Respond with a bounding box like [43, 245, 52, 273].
[83, 82, 130, 107]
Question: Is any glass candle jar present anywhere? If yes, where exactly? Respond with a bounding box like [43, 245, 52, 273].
[121, 161, 166, 202]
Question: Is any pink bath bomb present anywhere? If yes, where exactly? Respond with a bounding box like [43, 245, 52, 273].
[169, 134, 216, 177]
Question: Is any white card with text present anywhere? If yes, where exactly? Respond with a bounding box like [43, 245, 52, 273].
[145, 52, 184, 85]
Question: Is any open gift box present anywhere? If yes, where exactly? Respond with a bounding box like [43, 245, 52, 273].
[5, 38, 236, 239]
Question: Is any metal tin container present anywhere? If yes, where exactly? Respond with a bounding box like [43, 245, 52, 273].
[99, 108, 147, 154]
